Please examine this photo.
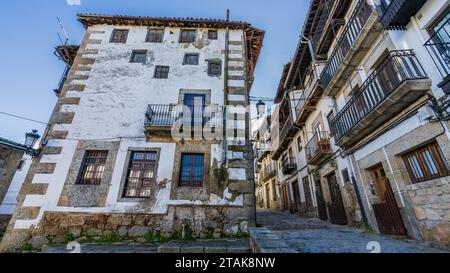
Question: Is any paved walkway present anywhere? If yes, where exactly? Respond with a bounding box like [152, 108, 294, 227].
[256, 210, 446, 253]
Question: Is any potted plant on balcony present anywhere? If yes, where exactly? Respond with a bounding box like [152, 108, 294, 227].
[318, 137, 331, 151]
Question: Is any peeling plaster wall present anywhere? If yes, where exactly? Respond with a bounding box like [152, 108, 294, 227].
[15, 26, 247, 230]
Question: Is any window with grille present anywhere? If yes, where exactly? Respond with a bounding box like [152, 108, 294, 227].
[110, 29, 129, 43]
[341, 168, 350, 183]
[179, 153, 204, 187]
[123, 151, 158, 198]
[146, 29, 164, 43]
[402, 142, 449, 183]
[179, 30, 197, 43]
[207, 60, 222, 76]
[130, 50, 147, 64]
[183, 53, 199, 65]
[154, 65, 170, 78]
[208, 30, 218, 40]
[76, 151, 108, 185]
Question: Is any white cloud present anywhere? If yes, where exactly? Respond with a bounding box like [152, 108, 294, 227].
[67, 0, 81, 5]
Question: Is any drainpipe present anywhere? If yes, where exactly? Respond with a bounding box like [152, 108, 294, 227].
[223, 9, 230, 165]
[346, 155, 369, 228]
[300, 35, 316, 64]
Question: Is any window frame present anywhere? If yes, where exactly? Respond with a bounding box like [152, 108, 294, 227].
[110, 29, 129, 44]
[208, 30, 218, 40]
[76, 150, 108, 185]
[207, 59, 222, 76]
[130, 50, 148, 64]
[179, 153, 205, 187]
[146, 28, 165, 43]
[154, 65, 170, 79]
[179, 29, 197, 43]
[122, 151, 159, 198]
[402, 142, 449, 184]
[183, 53, 200, 65]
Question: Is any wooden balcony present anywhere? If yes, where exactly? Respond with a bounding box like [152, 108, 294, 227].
[306, 131, 333, 165]
[329, 50, 431, 148]
[260, 162, 277, 182]
[144, 104, 222, 137]
[320, 0, 383, 96]
[281, 157, 297, 175]
[295, 62, 326, 125]
[379, 0, 427, 29]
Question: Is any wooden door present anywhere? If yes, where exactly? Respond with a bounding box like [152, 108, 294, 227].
[314, 175, 328, 221]
[371, 165, 407, 235]
[292, 181, 301, 212]
[327, 174, 347, 225]
[265, 184, 271, 209]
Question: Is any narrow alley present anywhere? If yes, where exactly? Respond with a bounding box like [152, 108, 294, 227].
[256, 210, 446, 253]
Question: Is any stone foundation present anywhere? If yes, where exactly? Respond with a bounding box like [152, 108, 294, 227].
[1, 205, 251, 252]
[406, 177, 450, 249]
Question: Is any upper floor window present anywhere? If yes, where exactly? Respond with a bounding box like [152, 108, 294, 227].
[146, 29, 165, 43]
[402, 142, 449, 184]
[179, 153, 204, 187]
[110, 29, 129, 43]
[123, 151, 158, 198]
[207, 60, 222, 76]
[179, 30, 197, 43]
[183, 53, 199, 65]
[208, 30, 218, 40]
[76, 150, 108, 185]
[130, 50, 147, 64]
[154, 65, 170, 79]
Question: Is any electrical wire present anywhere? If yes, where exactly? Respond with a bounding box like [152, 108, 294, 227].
[0, 111, 49, 125]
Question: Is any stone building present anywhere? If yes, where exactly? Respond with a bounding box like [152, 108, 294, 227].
[0, 138, 30, 235]
[253, 115, 281, 210]
[0, 14, 264, 251]
[270, 0, 450, 248]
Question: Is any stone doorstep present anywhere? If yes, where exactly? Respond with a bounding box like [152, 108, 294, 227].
[158, 239, 250, 253]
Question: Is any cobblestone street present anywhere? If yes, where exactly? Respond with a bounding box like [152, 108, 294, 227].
[256, 210, 446, 253]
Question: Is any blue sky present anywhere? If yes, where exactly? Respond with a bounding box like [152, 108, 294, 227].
[0, 0, 308, 143]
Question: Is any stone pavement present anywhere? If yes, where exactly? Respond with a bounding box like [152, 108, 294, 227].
[256, 209, 447, 253]
[43, 239, 250, 253]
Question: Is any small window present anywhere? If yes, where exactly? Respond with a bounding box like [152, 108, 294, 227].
[110, 29, 129, 43]
[341, 168, 350, 183]
[179, 153, 204, 187]
[154, 66, 170, 79]
[76, 151, 108, 185]
[17, 159, 25, 171]
[146, 28, 164, 43]
[402, 142, 449, 183]
[123, 151, 158, 198]
[130, 50, 147, 64]
[208, 30, 218, 40]
[207, 60, 222, 76]
[179, 30, 197, 43]
[183, 53, 199, 65]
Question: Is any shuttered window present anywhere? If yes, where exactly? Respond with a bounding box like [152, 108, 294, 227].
[130, 50, 147, 64]
[146, 29, 164, 43]
[179, 154, 204, 187]
[402, 142, 449, 183]
[183, 54, 199, 65]
[154, 66, 170, 78]
[179, 30, 197, 43]
[110, 29, 129, 43]
[123, 152, 158, 198]
[76, 151, 108, 185]
[207, 60, 222, 76]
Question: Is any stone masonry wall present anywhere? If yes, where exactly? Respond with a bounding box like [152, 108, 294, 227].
[406, 177, 450, 249]
[0, 147, 24, 204]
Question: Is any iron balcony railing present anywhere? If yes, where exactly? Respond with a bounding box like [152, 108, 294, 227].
[306, 131, 332, 164]
[379, 0, 427, 29]
[261, 161, 277, 181]
[320, 0, 373, 90]
[281, 156, 297, 175]
[424, 17, 450, 81]
[295, 62, 326, 117]
[145, 104, 222, 128]
[329, 50, 428, 142]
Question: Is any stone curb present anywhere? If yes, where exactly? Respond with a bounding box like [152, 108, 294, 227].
[249, 227, 298, 253]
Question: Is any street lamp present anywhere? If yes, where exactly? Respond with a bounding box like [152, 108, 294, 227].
[256, 100, 266, 117]
[24, 129, 41, 157]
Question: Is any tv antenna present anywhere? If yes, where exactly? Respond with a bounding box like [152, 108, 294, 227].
[56, 17, 71, 45]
